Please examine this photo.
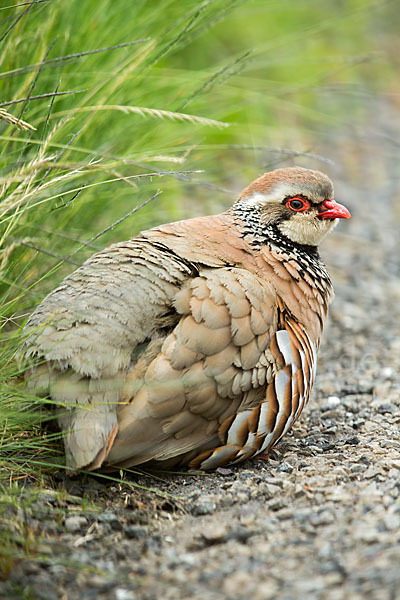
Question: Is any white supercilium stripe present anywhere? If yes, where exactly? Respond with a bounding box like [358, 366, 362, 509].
[244, 183, 309, 207]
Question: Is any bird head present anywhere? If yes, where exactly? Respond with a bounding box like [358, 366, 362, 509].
[236, 167, 351, 247]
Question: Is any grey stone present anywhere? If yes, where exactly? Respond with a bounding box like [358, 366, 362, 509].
[191, 500, 217, 516]
[98, 512, 123, 531]
[64, 515, 87, 533]
[115, 589, 135, 600]
[125, 525, 147, 539]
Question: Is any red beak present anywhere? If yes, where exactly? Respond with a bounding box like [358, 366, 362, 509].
[318, 199, 351, 220]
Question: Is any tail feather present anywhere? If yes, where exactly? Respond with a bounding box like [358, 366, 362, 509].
[57, 390, 119, 469]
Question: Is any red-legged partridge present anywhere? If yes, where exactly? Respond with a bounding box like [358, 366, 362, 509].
[24, 167, 351, 470]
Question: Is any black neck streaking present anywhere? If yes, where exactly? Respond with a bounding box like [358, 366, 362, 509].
[231, 202, 332, 289]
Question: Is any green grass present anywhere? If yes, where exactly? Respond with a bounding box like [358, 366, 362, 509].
[0, 0, 397, 484]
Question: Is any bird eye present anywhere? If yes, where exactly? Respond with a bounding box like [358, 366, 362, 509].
[285, 197, 309, 212]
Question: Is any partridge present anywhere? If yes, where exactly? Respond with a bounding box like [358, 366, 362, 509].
[23, 167, 351, 471]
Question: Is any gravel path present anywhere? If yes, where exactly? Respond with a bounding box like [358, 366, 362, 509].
[1, 118, 399, 600]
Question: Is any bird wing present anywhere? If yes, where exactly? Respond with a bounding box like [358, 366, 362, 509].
[106, 266, 317, 469]
[23, 238, 198, 468]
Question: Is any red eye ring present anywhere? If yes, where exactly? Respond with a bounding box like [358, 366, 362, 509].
[285, 197, 310, 212]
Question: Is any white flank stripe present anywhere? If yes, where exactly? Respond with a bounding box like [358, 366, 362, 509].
[259, 430, 275, 453]
[291, 364, 303, 422]
[275, 330, 296, 365]
[227, 410, 252, 445]
[257, 387, 282, 454]
[305, 332, 318, 383]
[258, 401, 271, 436]
[279, 366, 295, 438]
[257, 369, 289, 454]
[274, 369, 289, 406]
[311, 343, 318, 382]
[235, 432, 258, 457]
[272, 369, 289, 440]
[280, 413, 294, 438]
[299, 348, 308, 402]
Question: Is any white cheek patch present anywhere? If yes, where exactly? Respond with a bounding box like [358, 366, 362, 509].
[278, 216, 337, 246]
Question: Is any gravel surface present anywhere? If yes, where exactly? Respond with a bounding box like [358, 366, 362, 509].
[1, 119, 399, 600]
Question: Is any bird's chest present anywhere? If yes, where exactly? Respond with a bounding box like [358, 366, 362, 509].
[253, 245, 332, 345]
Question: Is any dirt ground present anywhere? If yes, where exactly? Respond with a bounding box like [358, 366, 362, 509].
[1, 105, 400, 600]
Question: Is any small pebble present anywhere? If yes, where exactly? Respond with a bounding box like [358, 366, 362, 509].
[327, 396, 341, 408]
[115, 589, 135, 600]
[191, 500, 217, 516]
[98, 512, 123, 531]
[125, 526, 147, 539]
[64, 516, 87, 533]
